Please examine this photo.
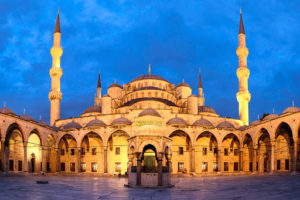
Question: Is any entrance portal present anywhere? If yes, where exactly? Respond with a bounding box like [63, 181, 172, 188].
[142, 145, 157, 173]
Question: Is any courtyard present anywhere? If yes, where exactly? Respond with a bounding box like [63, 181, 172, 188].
[0, 174, 299, 199]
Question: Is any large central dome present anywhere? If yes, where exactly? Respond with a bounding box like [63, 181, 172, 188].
[130, 74, 169, 83]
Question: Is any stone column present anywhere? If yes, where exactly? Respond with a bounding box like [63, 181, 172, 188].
[217, 149, 222, 172]
[158, 152, 163, 186]
[293, 138, 298, 173]
[41, 146, 46, 173]
[23, 141, 28, 173]
[270, 143, 275, 173]
[136, 152, 142, 186]
[104, 147, 108, 173]
[77, 148, 81, 173]
[1, 139, 5, 172]
[190, 147, 195, 173]
[239, 147, 243, 172]
[253, 147, 257, 172]
[56, 149, 60, 172]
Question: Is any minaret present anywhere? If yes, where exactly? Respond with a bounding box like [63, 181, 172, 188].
[49, 9, 63, 126]
[236, 9, 251, 125]
[95, 70, 101, 106]
[198, 69, 205, 106]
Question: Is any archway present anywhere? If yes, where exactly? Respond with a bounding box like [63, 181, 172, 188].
[257, 128, 271, 172]
[107, 130, 129, 175]
[141, 144, 157, 173]
[81, 132, 103, 173]
[274, 122, 293, 172]
[58, 134, 77, 173]
[222, 133, 240, 172]
[45, 134, 56, 173]
[243, 134, 253, 172]
[4, 123, 24, 172]
[27, 132, 42, 173]
[195, 131, 218, 173]
[169, 130, 191, 174]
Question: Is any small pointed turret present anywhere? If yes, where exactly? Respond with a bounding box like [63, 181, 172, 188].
[54, 9, 61, 33]
[239, 9, 245, 34]
[97, 70, 101, 88]
[198, 68, 204, 106]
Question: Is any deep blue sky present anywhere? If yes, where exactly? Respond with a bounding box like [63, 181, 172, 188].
[0, 0, 299, 124]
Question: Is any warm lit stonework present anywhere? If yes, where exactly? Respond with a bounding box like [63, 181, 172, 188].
[0, 10, 299, 187]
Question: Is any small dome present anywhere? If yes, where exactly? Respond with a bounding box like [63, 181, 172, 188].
[138, 108, 161, 117]
[239, 125, 247, 131]
[282, 106, 300, 114]
[189, 94, 197, 98]
[167, 117, 188, 126]
[84, 105, 101, 114]
[86, 119, 106, 127]
[108, 83, 122, 89]
[63, 121, 82, 129]
[250, 120, 261, 126]
[38, 120, 48, 127]
[198, 105, 216, 114]
[20, 114, 35, 121]
[111, 117, 132, 126]
[0, 107, 15, 115]
[176, 82, 190, 88]
[263, 114, 279, 121]
[216, 121, 235, 129]
[192, 119, 214, 127]
[51, 126, 60, 131]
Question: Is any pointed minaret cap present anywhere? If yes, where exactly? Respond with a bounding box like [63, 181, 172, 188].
[198, 68, 203, 88]
[97, 70, 101, 88]
[54, 8, 61, 33]
[239, 9, 245, 34]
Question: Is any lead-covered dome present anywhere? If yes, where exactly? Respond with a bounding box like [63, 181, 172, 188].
[20, 114, 35, 121]
[262, 114, 278, 121]
[86, 119, 106, 127]
[138, 108, 161, 118]
[38, 120, 48, 127]
[111, 117, 132, 126]
[63, 121, 82, 129]
[216, 121, 235, 129]
[238, 125, 247, 131]
[192, 119, 214, 127]
[108, 83, 122, 89]
[176, 82, 190, 88]
[198, 105, 216, 114]
[250, 120, 260, 126]
[167, 117, 188, 126]
[0, 107, 15, 115]
[282, 106, 300, 114]
[84, 105, 101, 114]
[130, 74, 169, 83]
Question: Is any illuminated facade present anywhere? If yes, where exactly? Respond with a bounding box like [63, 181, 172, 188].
[0, 11, 299, 178]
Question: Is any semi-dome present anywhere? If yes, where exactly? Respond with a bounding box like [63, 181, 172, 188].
[63, 121, 82, 129]
[198, 105, 216, 114]
[108, 83, 122, 89]
[86, 119, 106, 127]
[282, 106, 300, 114]
[0, 107, 15, 115]
[130, 74, 169, 83]
[263, 114, 279, 121]
[20, 114, 35, 121]
[192, 119, 214, 127]
[84, 105, 101, 114]
[216, 121, 235, 129]
[111, 117, 132, 126]
[250, 120, 261, 126]
[176, 82, 190, 88]
[167, 117, 188, 126]
[138, 108, 161, 118]
[38, 120, 48, 127]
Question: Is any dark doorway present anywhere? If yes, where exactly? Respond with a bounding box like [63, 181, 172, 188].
[31, 158, 35, 172]
[264, 158, 268, 172]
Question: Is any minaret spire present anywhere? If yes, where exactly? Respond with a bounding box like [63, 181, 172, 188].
[236, 10, 251, 125]
[198, 68, 205, 106]
[49, 9, 63, 126]
[95, 70, 102, 105]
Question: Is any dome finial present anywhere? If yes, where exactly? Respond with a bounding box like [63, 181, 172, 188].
[182, 78, 184, 83]
[23, 108, 26, 115]
[3, 101, 6, 108]
[257, 115, 259, 120]
[273, 108, 275, 114]
[240, 8, 242, 14]
[39, 115, 42, 121]
[148, 64, 151, 75]
[292, 100, 295, 107]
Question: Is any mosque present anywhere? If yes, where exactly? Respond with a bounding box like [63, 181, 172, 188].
[0, 10, 299, 186]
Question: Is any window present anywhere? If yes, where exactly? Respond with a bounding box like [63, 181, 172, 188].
[178, 162, 184, 172]
[115, 147, 120, 155]
[61, 163, 65, 171]
[81, 162, 86, 172]
[224, 148, 228, 156]
[277, 160, 281, 170]
[249, 162, 253, 172]
[202, 148, 207, 155]
[234, 162, 239, 171]
[115, 162, 121, 173]
[71, 149, 75, 156]
[224, 162, 229, 171]
[213, 162, 218, 172]
[285, 159, 289, 170]
[202, 162, 208, 172]
[18, 160, 22, 171]
[81, 148, 85, 156]
[179, 147, 184, 155]
[9, 160, 14, 171]
[47, 162, 50, 172]
[92, 162, 98, 172]
[214, 148, 218, 155]
[234, 149, 238, 156]
[92, 148, 97, 155]
[61, 149, 65, 156]
[70, 162, 76, 172]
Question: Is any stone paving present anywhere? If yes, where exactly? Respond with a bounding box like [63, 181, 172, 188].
[0, 174, 300, 199]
